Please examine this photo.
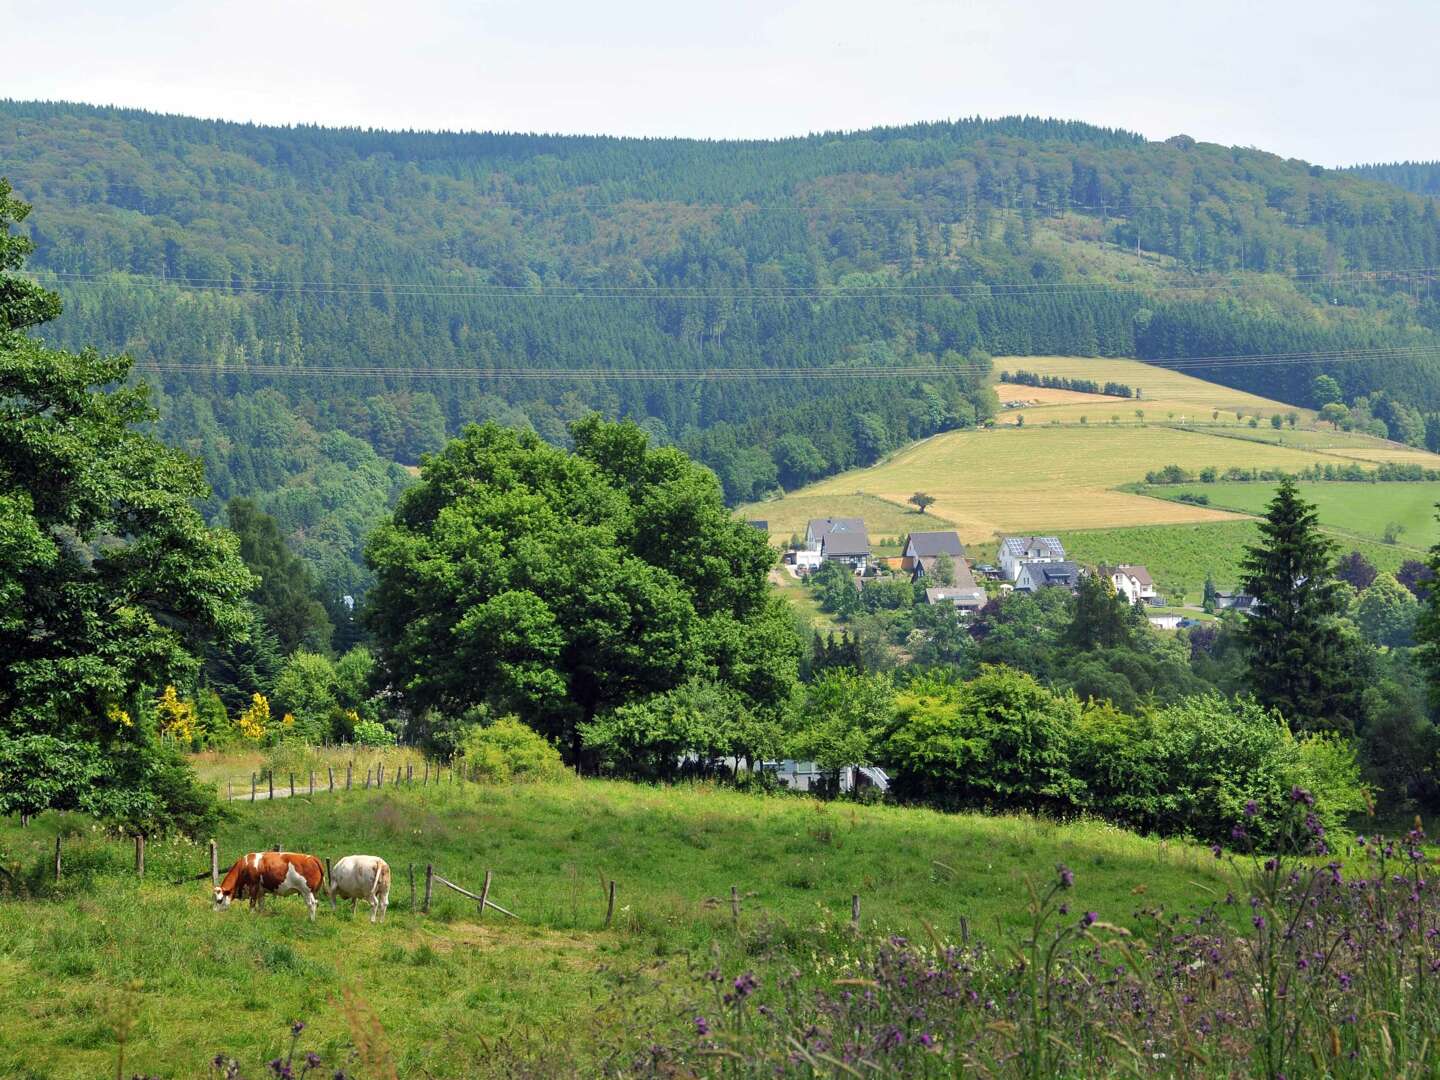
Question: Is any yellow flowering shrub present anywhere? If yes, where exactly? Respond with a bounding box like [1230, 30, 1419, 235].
[155, 685, 198, 742]
[236, 693, 271, 741]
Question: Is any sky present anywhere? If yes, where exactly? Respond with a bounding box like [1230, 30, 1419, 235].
[5, 0, 1438, 166]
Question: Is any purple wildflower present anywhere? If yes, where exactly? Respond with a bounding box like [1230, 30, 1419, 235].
[694, 1015, 711, 1036]
[1290, 785, 1315, 806]
[1057, 864, 1074, 888]
[1244, 799, 1259, 818]
[1081, 911, 1097, 928]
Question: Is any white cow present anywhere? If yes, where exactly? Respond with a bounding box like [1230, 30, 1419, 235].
[327, 855, 391, 923]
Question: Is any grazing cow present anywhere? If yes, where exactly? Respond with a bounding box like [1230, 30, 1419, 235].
[327, 855, 391, 923]
[214, 852, 324, 921]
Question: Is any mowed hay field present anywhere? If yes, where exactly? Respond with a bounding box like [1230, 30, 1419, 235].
[993, 356, 1304, 426]
[751, 424, 1347, 541]
[0, 779, 1231, 1078]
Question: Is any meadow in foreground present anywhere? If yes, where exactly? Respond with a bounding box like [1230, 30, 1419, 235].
[0, 776, 1229, 1077]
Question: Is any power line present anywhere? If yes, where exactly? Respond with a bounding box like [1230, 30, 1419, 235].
[128, 344, 1440, 382]
[24, 265, 1438, 302]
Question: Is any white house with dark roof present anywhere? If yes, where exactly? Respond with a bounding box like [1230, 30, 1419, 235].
[1014, 560, 1082, 592]
[805, 517, 871, 571]
[901, 530, 965, 571]
[998, 536, 1067, 581]
[1109, 564, 1159, 605]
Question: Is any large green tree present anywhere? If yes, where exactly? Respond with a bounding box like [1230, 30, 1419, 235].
[0, 181, 255, 828]
[365, 417, 799, 760]
[1239, 479, 1366, 733]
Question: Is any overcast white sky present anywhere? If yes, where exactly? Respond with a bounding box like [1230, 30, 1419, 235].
[5, 0, 1437, 165]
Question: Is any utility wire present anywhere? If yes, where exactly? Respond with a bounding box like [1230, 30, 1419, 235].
[127, 344, 1440, 382]
[23, 265, 1437, 302]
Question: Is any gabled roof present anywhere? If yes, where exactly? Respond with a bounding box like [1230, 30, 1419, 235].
[904, 531, 965, 559]
[1021, 560, 1081, 587]
[1113, 563, 1154, 587]
[915, 556, 979, 590]
[926, 586, 987, 606]
[999, 535, 1065, 559]
[807, 517, 866, 544]
[822, 530, 871, 557]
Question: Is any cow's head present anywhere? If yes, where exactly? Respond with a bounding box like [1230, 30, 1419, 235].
[213, 886, 232, 911]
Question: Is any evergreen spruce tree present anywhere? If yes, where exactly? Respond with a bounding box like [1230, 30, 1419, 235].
[1239, 479, 1365, 733]
[1412, 509, 1440, 707]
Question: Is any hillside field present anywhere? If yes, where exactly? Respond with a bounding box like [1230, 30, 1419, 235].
[1145, 481, 1440, 549]
[748, 425, 1354, 541]
[0, 779, 1230, 1078]
[1057, 520, 1412, 602]
[993, 355, 1307, 426]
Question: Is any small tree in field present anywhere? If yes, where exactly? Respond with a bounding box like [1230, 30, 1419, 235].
[909, 492, 936, 514]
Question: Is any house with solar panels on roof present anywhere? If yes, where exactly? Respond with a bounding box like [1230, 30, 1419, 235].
[998, 535, 1067, 581]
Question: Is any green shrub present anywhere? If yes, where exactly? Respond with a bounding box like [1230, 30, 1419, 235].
[458, 717, 565, 783]
[352, 718, 396, 747]
[882, 667, 1082, 812]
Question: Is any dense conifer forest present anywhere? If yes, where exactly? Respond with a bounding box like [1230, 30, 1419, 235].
[6, 100, 1440, 597]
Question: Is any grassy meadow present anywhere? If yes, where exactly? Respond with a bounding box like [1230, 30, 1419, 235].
[1058, 520, 1411, 602]
[0, 776, 1234, 1078]
[1145, 480, 1440, 549]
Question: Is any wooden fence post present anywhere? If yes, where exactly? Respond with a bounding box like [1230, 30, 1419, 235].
[423, 864, 434, 913]
[272, 843, 281, 852]
[423, 760, 429, 786]
[478, 869, 493, 920]
[210, 840, 219, 888]
[730, 885, 740, 926]
[227, 779, 232, 803]
[251, 773, 257, 802]
[289, 772, 295, 798]
[346, 761, 352, 790]
[54, 835, 62, 884]
[409, 863, 416, 912]
[268, 772, 274, 801]
[378, 764, 384, 787]
[960, 916, 969, 945]
[309, 770, 315, 795]
[135, 835, 145, 878]
[851, 893, 861, 930]
[324, 857, 332, 902]
[328, 766, 334, 793]
[605, 880, 616, 928]
[365, 768, 372, 790]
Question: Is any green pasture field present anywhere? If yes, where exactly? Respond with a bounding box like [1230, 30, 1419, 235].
[1058, 521, 1411, 602]
[0, 778, 1233, 1078]
[1143, 481, 1440, 549]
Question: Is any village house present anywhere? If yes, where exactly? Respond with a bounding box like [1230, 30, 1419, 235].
[998, 536, 1067, 581]
[804, 517, 871, 572]
[1214, 592, 1259, 614]
[1108, 564, 1159, 605]
[1014, 559, 1082, 592]
[900, 530, 965, 571]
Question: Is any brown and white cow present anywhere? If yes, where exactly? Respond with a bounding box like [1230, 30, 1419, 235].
[214, 852, 324, 921]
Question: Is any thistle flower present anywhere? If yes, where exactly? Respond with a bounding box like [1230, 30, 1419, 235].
[1057, 864, 1074, 889]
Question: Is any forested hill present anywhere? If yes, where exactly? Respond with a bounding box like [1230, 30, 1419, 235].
[1346, 162, 1440, 198]
[5, 101, 1440, 585]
